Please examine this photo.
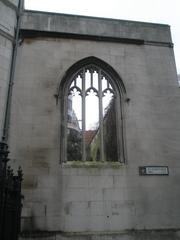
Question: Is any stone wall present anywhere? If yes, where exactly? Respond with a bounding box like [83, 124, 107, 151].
[8, 11, 180, 237]
[0, 0, 20, 137]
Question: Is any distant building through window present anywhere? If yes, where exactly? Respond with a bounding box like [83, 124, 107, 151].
[60, 57, 126, 163]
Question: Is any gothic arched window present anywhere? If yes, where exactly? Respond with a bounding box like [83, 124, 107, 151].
[60, 57, 126, 163]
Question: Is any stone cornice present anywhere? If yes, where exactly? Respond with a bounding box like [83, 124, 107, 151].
[0, 26, 14, 42]
[0, 0, 18, 12]
[21, 10, 172, 44]
[20, 29, 173, 48]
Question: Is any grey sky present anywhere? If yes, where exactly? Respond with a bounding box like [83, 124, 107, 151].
[24, 0, 180, 74]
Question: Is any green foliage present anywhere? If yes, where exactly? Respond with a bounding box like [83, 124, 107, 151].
[67, 129, 82, 161]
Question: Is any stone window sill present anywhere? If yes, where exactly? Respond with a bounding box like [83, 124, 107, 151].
[62, 161, 125, 168]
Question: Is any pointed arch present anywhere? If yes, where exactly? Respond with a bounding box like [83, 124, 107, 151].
[59, 56, 126, 97]
[59, 56, 126, 163]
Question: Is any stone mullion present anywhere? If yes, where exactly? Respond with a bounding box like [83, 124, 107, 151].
[82, 69, 86, 161]
[98, 70, 104, 162]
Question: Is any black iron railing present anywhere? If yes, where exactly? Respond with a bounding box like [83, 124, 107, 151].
[0, 140, 23, 240]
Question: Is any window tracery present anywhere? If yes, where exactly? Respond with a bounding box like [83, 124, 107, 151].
[60, 58, 126, 163]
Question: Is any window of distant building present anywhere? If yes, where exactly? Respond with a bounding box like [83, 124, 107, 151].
[60, 57, 126, 163]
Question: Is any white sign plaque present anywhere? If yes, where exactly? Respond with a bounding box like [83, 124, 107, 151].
[139, 166, 169, 175]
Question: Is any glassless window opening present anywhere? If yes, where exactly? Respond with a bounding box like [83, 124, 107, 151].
[63, 63, 125, 163]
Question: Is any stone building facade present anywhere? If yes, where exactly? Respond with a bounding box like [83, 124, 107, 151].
[0, 0, 22, 139]
[1, 1, 180, 239]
